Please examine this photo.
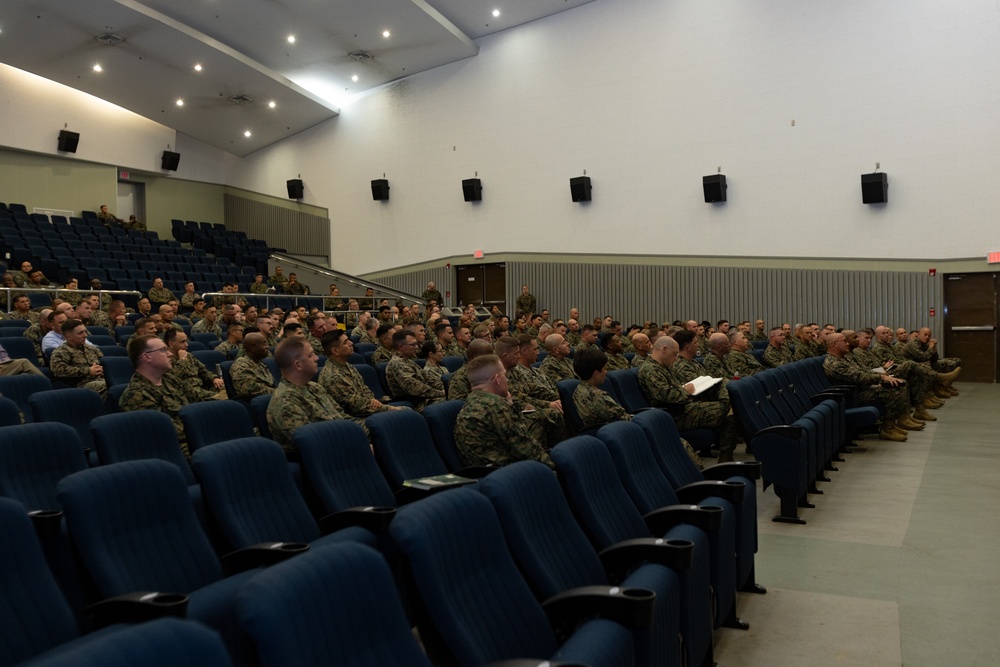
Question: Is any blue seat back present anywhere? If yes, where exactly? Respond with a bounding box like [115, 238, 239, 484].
[191, 349, 225, 373]
[352, 363, 387, 399]
[251, 394, 272, 439]
[421, 400, 465, 471]
[0, 335, 37, 361]
[607, 367, 650, 413]
[366, 410, 448, 487]
[29, 388, 105, 451]
[0, 497, 79, 664]
[0, 423, 87, 511]
[596, 421, 681, 514]
[57, 460, 224, 596]
[100, 356, 135, 387]
[91, 411, 195, 484]
[294, 421, 397, 511]
[440, 355, 464, 373]
[0, 397, 22, 426]
[0, 374, 52, 423]
[631, 410, 702, 488]
[556, 378, 588, 433]
[237, 542, 430, 667]
[179, 401, 255, 454]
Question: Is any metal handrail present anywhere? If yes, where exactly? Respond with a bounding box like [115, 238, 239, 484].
[1, 287, 143, 313]
[267, 251, 423, 304]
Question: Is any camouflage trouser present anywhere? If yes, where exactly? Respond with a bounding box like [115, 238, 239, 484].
[525, 408, 564, 447]
[80, 378, 108, 399]
[933, 358, 960, 373]
[857, 384, 910, 420]
[677, 401, 738, 454]
[890, 360, 933, 405]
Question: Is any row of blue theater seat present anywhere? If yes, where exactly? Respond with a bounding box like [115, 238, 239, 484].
[0, 396, 763, 666]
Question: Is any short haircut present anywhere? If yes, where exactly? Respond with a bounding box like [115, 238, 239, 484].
[574, 346, 609, 381]
[672, 329, 697, 349]
[435, 321, 452, 336]
[392, 329, 414, 347]
[227, 322, 244, 333]
[282, 322, 302, 336]
[467, 354, 502, 386]
[466, 339, 495, 362]
[62, 318, 83, 334]
[516, 334, 535, 347]
[717, 320, 729, 328]
[494, 336, 520, 358]
[581, 324, 597, 333]
[365, 318, 379, 332]
[163, 327, 182, 344]
[321, 329, 347, 355]
[275, 337, 310, 370]
[133, 317, 151, 330]
[128, 334, 160, 366]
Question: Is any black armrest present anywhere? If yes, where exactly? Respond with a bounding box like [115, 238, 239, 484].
[542, 585, 656, 636]
[86, 590, 189, 629]
[221, 541, 309, 573]
[643, 504, 723, 534]
[27, 509, 63, 538]
[454, 464, 501, 479]
[319, 506, 396, 534]
[756, 424, 804, 439]
[675, 480, 745, 505]
[702, 460, 761, 481]
[598, 537, 693, 581]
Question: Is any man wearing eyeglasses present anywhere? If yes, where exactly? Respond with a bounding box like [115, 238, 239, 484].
[385, 330, 445, 411]
[120, 334, 217, 457]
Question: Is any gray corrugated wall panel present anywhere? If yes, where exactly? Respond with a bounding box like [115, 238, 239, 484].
[224, 194, 330, 259]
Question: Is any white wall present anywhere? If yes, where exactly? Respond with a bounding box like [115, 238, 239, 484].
[0, 63, 228, 184]
[227, 0, 1000, 275]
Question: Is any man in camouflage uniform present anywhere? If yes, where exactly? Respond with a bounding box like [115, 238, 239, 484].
[701, 332, 733, 379]
[630, 332, 652, 367]
[158, 305, 183, 333]
[229, 333, 275, 399]
[421, 282, 443, 309]
[603, 334, 630, 371]
[762, 327, 793, 368]
[454, 354, 554, 469]
[899, 327, 962, 381]
[435, 322, 465, 360]
[725, 331, 765, 377]
[572, 347, 631, 431]
[639, 335, 738, 462]
[823, 332, 916, 441]
[507, 335, 561, 406]
[540, 334, 578, 385]
[447, 339, 493, 401]
[872, 326, 956, 406]
[164, 329, 224, 399]
[671, 330, 715, 384]
[191, 305, 223, 337]
[575, 324, 599, 355]
[49, 319, 106, 396]
[84, 295, 113, 329]
[267, 337, 357, 450]
[515, 284, 537, 320]
[120, 334, 215, 457]
[284, 273, 308, 296]
[254, 315, 278, 349]
[371, 324, 396, 365]
[565, 318, 583, 348]
[147, 278, 175, 309]
[351, 312, 372, 340]
[5, 294, 36, 322]
[214, 322, 245, 359]
[269, 266, 288, 289]
[749, 319, 767, 343]
[320, 330, 403, 419]
[385, 330, 446, 411]
[496, 337, 563, 443]
[23, 308, 53, 365]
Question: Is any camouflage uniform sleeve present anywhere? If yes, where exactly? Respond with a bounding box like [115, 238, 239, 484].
[454, 392, 553, 468]
[573, 383, 630, 428]
[701, 354, 730, 379]
[321, 363, 383, 416]
[50, 346, 90, 382]
[903, 340, 934, 362]
[638, 362, 690, 408]
[386, 358, 445, 399]
[231, 357, 275, 397]
[448, 368, 471, 400]
[823, 356, 882, 386]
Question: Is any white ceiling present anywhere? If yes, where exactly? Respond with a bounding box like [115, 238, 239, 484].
[0, 0, 597, 157]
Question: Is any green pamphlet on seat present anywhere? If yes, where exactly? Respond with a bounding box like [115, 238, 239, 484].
[402, 474, 476, 490]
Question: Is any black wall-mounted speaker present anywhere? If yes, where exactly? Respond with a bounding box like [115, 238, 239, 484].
[703, 174, 727, 202]
[286, 179, 304, 199]
[570, 176, 592, 202]
[861, 173, 888, 204]
[161, 151, 181, 171]
[57, 130, 80, 153]
[462, 178, 483, 202]
[371, 179, 390, 201]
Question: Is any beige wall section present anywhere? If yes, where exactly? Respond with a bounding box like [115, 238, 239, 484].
[139, 175, 225, 239]
[223, 186, 328, 218]
[0, 148, 116, 215]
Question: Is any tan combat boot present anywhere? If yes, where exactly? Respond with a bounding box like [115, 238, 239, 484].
[880, 422, 907, 441]
[913, 407, 937, 421]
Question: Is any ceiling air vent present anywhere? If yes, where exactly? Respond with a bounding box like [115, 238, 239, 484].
[95, 33, 126, 46]
[228, 94, 254, 105]
[349, 50, 374, 62]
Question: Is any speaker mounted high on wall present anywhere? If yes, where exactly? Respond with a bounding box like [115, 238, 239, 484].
[570, 176, 592, 202]
[371, 179, 390, 201]
[462, 178, 483, 202]
[57, 130, 80, 153]
[861, 172, 888, 204]
[702, 174, 727, 202]
[161, 151, 181, 171]
[286, 179, 304, 199]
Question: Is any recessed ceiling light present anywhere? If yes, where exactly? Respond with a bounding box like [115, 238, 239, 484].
[93, 64, 102, 72]
[493, 9, 500, 17]
[268, 101, 276, 109]
[287, 35, 296, 44]
[351, 74, 358, 82]
[382, 30, 390, 38]
[176, 99, 184, 106]
[244, 130, 252, 138]
[194, 64, 202, 72]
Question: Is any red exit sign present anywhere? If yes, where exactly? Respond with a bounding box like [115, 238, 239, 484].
[988, 251, 1000, 264]
[119, 170, 129, 180]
